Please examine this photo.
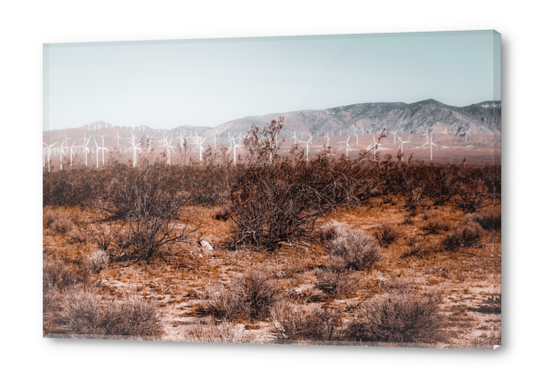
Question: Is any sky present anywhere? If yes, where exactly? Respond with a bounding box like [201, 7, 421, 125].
[44, 30, 500, 130]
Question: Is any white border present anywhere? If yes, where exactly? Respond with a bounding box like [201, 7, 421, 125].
[1, 0, 538, 378]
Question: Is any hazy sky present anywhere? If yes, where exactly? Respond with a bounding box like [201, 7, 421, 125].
[44, 30, 500, 130]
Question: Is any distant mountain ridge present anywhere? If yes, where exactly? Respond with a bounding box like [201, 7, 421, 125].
[46, 99, 501, 137]
[213, 99, 501, 136]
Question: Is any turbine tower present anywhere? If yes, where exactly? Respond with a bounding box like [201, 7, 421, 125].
[227, 136, 243, 165]
[344, 136, 352, 158]
[43, 142, 57, 172]
[193, 136, 206, 161]
[422, 133, 438, 160]
[367, 135, 379, 161]
[397, 135, 410, 161]
[160, 136, 176, 165]
[126, 134, 142, 167]
[298, 135, 312, 162]
[114, 131, 123, 147]
[98, 133, 109, 166]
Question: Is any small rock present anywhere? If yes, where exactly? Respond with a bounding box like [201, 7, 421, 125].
[199, 239, 214, 251]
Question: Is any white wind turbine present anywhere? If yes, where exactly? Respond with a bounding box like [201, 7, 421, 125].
[177, 132, 185, 152]
[325, 132, 330, 148]
[391, 131, 398, 144]
[422, 133, 438, 160]
[464, 129, 470, 142]
[114, 131, 122, 147]
[81, 134, 91, 167]
[226, 136, 242, 165]
[193, 136, 206, 161]
[160, 136, 175, 165]
[69, 141, 77, 166]
[344, 136, 352, 158]
[43, 142, 57, 172]
[126, 134, 142, 167]
[367, 134, 379, 161]
[396, 135, 410, 161]
[291, 131, 298, 146]
[97, 133, 109, 166]
[298, 135, 312, 162]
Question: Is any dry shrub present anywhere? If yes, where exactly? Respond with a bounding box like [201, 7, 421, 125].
[442, 222, 484, 251]
[373, 224, 399, 247]
[346, 292, 444, 343]
[206, 269, 281, 321]
[281, 256, 308, 278]
[213, 208, 230, 221]
[51, 216, 75, 234]
[179, 322, 263, 344]
[318, 221, 349, 242]
[463, 212, 501, 230]
[61, 287, 163, 338]
[314, 269, 357, 298]
[43, 260, 80, 291]
[83, 250, 109, 275]
[329, 229, 382, 271]
[421, 211, 450, 235]
[454, 180, 489, 213]
[271, 304, 343, 342]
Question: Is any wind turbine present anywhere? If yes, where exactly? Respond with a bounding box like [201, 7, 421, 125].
[81, 134, 91, 167]
[464, 129, 470, 142]
[43, 142, 57, 172]
[397, 135, 410, 161]
[160, 136, 176, 165]
[298, 135, 312, 162]
[367, 135, 379, 161]
[176, 132, 185, 152]
[344, 136, 352, 158]
[193, 136, 206, 161]
[114, 131, 122, 147]
[98, 133, 109, 166]
[69, 141, 77, 166]
[291, 131, 298, 146]
[126, 134, 142, 167]
[324, 132, 330, 148]
[422, 133, 438, 160]
[227, 136, 243, 165]
[391, 131, 398, 144]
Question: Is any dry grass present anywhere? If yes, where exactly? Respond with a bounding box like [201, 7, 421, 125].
[329, 229, 382, 271]
[346, 292, 445, 343]
[60, 287, 163, 338]
[43, 195, 501, 347]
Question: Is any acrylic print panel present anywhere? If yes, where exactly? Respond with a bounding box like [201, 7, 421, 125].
[43, 30, 501, 349]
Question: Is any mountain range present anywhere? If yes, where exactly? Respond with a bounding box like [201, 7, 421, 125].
[213, 99, 501, 136]
[48, 99, 501, 137]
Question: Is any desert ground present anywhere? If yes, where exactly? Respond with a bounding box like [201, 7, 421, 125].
[43, 124, 501, 349]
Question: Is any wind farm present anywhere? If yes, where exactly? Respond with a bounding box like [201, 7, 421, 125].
[43, 32, 501, 348]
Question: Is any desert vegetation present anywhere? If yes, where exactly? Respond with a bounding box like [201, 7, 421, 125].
[43, 120, 501, 348]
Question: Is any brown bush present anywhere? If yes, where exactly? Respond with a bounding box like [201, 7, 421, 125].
[61, 287, 163, 338]
[373, 224, 399, 247]
[83, 250, 109, 275]
[442, 222, 484, 251]
[346, 292, 444, 343]
[51, 216, 75, 234]
[318, 221, 349, 242]
[271, 304, 343, 342]
[463, 211, 501, 230]
[43, 260, 80, 291]
[213, 208, 230, 221]
[179, 322, 263, 344]
[329, 229, 382, 271]
[421, 211, 450, 235]
[206, 269, 281, 321]
[314, 269, 358, 298]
